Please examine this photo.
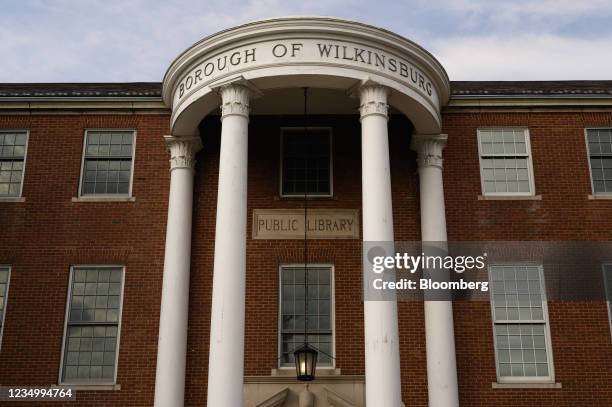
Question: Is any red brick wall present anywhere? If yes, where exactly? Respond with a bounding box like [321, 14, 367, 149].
[0, 114, 171, 406]
[443, 111, 612, 407]
[0, 110, 610, 406]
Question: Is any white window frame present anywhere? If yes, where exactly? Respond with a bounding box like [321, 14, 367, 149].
[488, 264, 555, 383]
[477, 127, 536, 196]
[78, 129, 137, 198]
[603, 264, 612, 339]
[584, 127, 612, 196]
[0, 265, 11, 351]
[279, 127, 333, 198]
[278, 263, 335, 369]
[58, 265, 126, 385]
[0, 129, 29, 199]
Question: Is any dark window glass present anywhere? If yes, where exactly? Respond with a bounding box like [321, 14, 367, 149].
[281, 129, 331, 196]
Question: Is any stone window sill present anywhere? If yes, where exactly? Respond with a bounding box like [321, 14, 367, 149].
[58, 384, 121, 391]
[0, 197, 25, 202]
[588, 194, 612, 200]
[72, 196, 136, 202]
[275, 195, 337, 201]
[478, 195, 542, 201]
[271, 368, 341, 377]
[492, 382, 562, 389]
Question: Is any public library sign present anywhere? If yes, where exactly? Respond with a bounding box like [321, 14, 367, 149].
[252, 209, 360, 239]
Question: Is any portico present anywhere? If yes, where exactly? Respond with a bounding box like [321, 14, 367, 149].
[155, 17, 456, 407]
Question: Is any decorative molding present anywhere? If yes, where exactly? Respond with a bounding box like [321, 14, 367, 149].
[411, 134, 448, 170]
[164, 135, 203, 171]
[358, 84, 389, 120]
[255, 387, 289, 407]
[215, 77, 261, 119]
[325, 387, 356, 407]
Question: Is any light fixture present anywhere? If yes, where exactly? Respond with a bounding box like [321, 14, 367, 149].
[294, 343, 318, 381]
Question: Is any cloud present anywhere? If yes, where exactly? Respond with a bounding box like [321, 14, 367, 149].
[0, 0, 610, 82]
[432, 33, 612, 80]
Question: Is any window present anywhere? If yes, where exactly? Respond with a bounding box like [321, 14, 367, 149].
[280, 128, 332, 197]
[489, 265, 554, 382]
[79, 130, 135, 196]
[604, 264, 612, 337]
[60, 266, 124, 384]
[0, 266, 10, 350]
[279, 265, 334, 368]
[478, 128, 534, 195]
[0, 130, 28, 197]
[586, 128, 612, 194]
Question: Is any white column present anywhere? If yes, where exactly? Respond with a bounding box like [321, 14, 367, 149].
[207, 83, 251, 407]
[359, 84, 403, 407]
[411, 134, 459, 407]
[154, 135, 202, 407]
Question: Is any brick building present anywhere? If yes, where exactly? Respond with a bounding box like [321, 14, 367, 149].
[0, 17, 611, 407]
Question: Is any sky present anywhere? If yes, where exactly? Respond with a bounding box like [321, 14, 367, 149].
[1, 0, 612, 83]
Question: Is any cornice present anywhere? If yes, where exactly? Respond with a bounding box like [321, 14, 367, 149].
[162, 16, 450, 107]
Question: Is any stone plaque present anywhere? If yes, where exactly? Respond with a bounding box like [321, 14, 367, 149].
[252, 209, 360, 239]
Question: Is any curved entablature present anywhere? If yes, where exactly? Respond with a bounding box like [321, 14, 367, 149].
[163, 16, 450, 135]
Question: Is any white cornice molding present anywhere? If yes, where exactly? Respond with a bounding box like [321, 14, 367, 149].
[162, 16, 450, 106]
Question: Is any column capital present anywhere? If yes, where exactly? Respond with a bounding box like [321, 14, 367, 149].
[164, 135, 203, 172]
[212, 76, 261, 119]
[411, 134, 448, 170]
[354, 80, 389, 120]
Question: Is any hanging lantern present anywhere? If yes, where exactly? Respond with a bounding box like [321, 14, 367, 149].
[294, 343, 318, 381]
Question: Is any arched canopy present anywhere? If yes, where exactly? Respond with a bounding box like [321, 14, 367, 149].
[163, 16, 450, 136]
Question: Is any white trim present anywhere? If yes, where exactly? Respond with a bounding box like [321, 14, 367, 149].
[477, 127, 536, 197]
[71, 197, 136, 203]
[0, 129, 29, 198]
[492, 382, 562, 389]
[58, 265, 126, 386]
[77, 129, 136, 198]
[277, 263, 335, 369]
[603, 264, 612, 340]
[488, 265, 556, 384]
[0, 265, 11, 352]
[279, 127, 333, 198]
[584, 127, 612, 197]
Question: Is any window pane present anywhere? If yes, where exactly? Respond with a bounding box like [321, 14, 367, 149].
[280, 266, 333, 367]
[479, 129, 532, 195]
[81, 131, 134, 196]
[62, 267, 123, 383]
[281, 129, 331, 195]
[491, 265, 551, 379]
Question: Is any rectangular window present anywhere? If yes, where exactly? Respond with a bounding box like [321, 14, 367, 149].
[0, 130, 28, 197]
[489, 265, 554, 382]
[478, 128, 534, 195]
[0, 266, 11, 350]
[279, 265, 333, 368]
[60, 266, 124, 384]
[280, 128, 332, 197]
[79, 130, 135, 196]
[604, 264, 612, 337]
[586, 128, 612, 194]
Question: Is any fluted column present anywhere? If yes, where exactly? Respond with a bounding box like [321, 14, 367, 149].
[154, 136, 202, 407]
[359, 84, 403, 407]
[411, 134, 459, 407]
[207, 83, 252, 407]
